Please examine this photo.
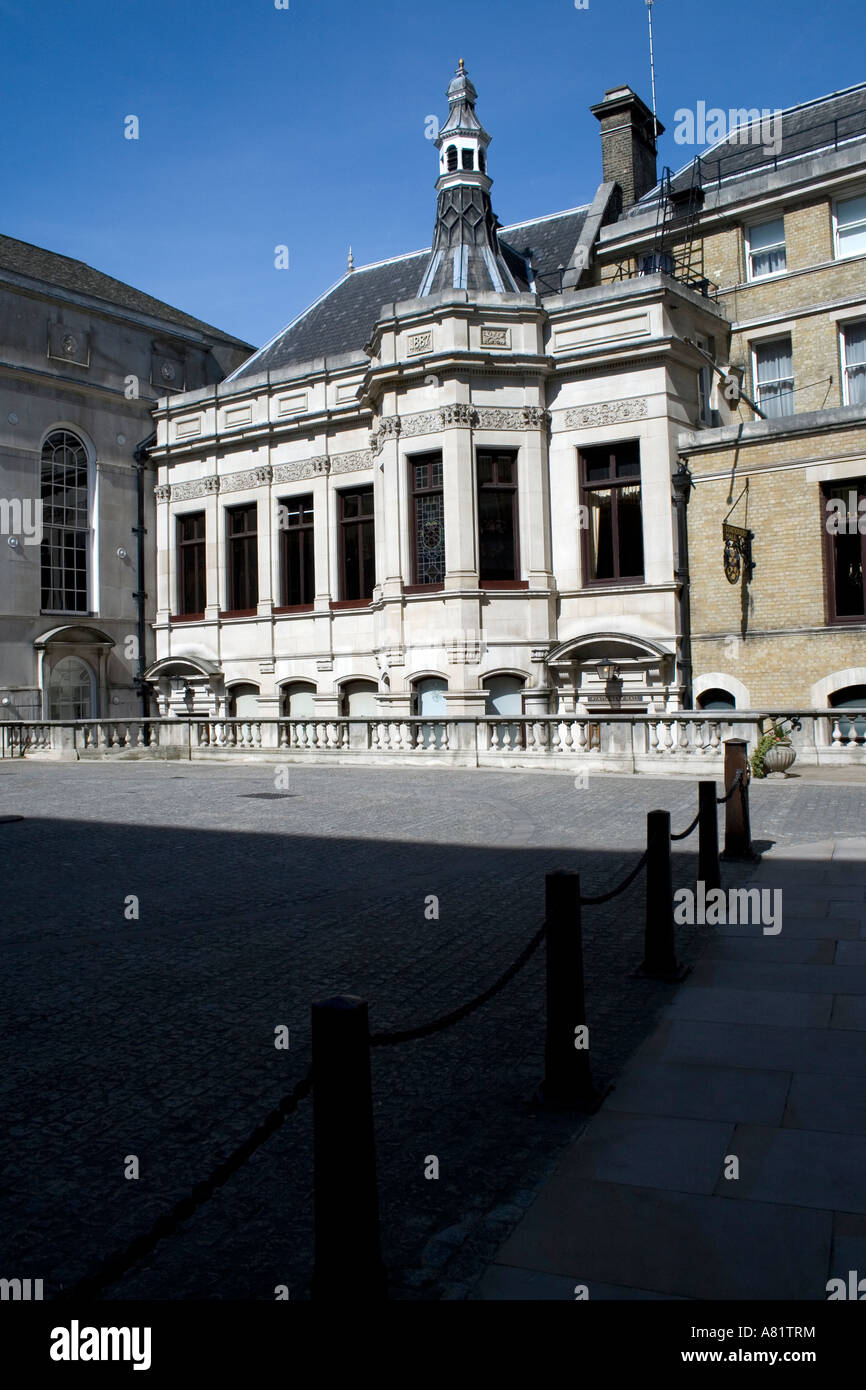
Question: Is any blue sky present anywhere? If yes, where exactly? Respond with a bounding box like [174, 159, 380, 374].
[2, 0, 864, 350]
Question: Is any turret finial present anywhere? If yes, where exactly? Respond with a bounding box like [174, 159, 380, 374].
[347, 245, 355, 273]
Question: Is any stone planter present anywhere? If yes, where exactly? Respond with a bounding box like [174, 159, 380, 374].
[763, 739, 797, 778]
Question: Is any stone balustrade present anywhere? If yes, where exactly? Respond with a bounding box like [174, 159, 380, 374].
[2, 710, 865, 771]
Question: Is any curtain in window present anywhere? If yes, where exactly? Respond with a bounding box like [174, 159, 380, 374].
[756, 341, 794, 417]
[845, 323, 866, 405]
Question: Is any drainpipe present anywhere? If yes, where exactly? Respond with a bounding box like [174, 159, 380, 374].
[133, 432, 156, 718]
[672, 459, 694, 710]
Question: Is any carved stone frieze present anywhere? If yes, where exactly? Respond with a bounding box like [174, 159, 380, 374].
[273, 456, 330, 482]
[169, 476, 220, 502]
[154, 484, 171, 502]
[439, 403, 474, 428]
[221, 464, 273, 493]
[330, 449, 373, 474]
[562, 398, 648, 429]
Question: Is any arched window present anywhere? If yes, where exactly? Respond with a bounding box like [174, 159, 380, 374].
[697, 688, 736, 711]
[483, 674, 525, 747]
[228, 683, 260, 718]
[280, 682, 316, 718]
[829, 684, 866, 740]
[412, 677, 448, 747]
[340, 680, 378, 717]
[41, 430, 89, 613]
[446, 145, 458, 172]
[48, 656, 96, 720]
[461, 148, 474, 170]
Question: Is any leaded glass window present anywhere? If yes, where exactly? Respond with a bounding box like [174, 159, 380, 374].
[411, 453, 445, 586]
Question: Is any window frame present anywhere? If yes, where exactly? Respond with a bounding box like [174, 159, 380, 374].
[745, 217, 787, 282]
[276, 492, 315, 612]
[224, 501, 259, 616]
[407, 451, 445, 592]
[39, 429, 91, 615]
[823, 479, 866, 625]
[841, 319, 866, 407]
[336, 485, 375, 605]
[175, 509, 207, 620]
[834, 192, 866, 262]
[752, 336, 795, 418]
[476, 448, 522, 587]
[578, 440, 645, 587]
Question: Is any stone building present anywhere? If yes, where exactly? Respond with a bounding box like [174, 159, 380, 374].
[0, 236, 250, 721]
[147, 66, 729, 724]
[596, 82, 866, 715]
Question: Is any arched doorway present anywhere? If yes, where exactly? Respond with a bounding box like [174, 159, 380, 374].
[48, 656, 96, 720]
[412, 676, 448, 748]
[483, 673, 525, 747]
[228, 683, 260, 718]
[280, 682, 317, 718]
[340, 680, 378, 717]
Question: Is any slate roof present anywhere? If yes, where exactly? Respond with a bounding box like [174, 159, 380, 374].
[636, 81, 866, 208]
[0, 233, 252, 348]
[228, 205, 589, 382]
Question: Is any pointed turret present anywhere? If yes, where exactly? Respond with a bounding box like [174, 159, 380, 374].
[418, 61, 520, 296]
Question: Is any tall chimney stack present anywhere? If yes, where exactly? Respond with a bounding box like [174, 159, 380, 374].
[591, 85, 663, 208]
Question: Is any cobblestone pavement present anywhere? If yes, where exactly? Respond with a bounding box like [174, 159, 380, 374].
[1, 760, 863, 1300]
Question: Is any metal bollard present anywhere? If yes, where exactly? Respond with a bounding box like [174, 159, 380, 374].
[540, 871, 597, 1111]
[698, 781, 721, 892]
[310, 995, 387, 1301]
[720, 738, 759, 862]
[640, 810, 685, 980]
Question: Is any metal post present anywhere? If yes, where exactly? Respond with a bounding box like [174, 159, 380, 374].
[311, 995, 387, 1300]
[721, 738, 759, 862]
[641, 810, 683, 979]
[541, 871, 596, 1110]
[698, 781, 721, 892]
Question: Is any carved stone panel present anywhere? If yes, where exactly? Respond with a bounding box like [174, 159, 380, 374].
[562, 398, 648, 429]
[221, 465, 273, 493]
[480, 327, 510, 348]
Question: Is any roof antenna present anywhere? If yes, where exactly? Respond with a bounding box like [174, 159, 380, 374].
[646, 0, 659, 142]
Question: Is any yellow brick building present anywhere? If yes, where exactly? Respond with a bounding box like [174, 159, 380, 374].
[595, 83, 866, 712]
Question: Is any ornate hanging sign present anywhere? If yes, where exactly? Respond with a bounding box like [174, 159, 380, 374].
[722, 522, 752, 584]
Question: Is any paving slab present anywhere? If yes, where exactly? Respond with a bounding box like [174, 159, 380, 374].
[633, 1017, 866, 1075]
[663, 985, 832, 1027]
[829, 995, 866, 1030]
[552, 1111, 734, 1196]
[689, 958, 866, 995]
[489, 1179, 832, 1300]
[783, 1072, 866, 1136]
[471, 1265, 688, 1300]
[719, 1125, 866, 1214]
[703, 938, 836, 964]
[605, 1061, 790, 1126]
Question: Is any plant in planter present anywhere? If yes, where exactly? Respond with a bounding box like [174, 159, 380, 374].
[751, 722, 797, 779]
